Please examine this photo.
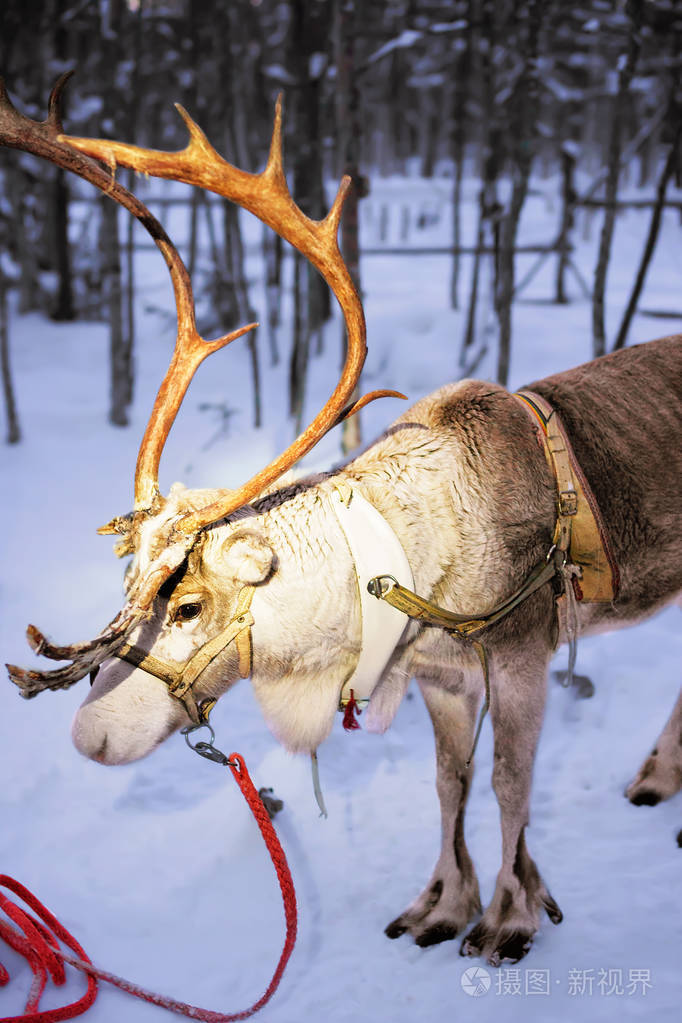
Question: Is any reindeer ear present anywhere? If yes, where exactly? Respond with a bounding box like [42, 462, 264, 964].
[222, 531, 275, 585]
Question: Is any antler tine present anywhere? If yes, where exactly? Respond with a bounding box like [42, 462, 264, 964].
[133, 317, 257, 511]
[62, 96, 407, 533]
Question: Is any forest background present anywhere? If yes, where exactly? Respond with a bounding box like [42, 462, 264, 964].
[1, 0, 681, 448]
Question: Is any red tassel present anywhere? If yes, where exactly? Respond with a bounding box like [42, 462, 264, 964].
[342, 690, 362, 731]
[571, 575, 584, 601]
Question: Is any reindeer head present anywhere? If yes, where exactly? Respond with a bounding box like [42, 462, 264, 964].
[2, 75, 404, 763]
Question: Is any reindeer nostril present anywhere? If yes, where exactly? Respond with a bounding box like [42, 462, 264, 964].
[94, 736, 108, 762]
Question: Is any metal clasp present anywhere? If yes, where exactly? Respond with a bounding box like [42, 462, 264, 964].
[367, 574, 397, 599]
[181, 721, 235, 767]
[546, 543, 567, 569]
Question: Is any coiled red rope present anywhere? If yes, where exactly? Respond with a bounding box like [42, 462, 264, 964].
[0, 753, 297, 1022]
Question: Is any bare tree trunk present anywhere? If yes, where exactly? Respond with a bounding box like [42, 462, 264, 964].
[420, 86, 440, 178]
[287, 0, 331, 432]
[495, 177, 526, 386]
[450, 139, 464, 311]
[99, 0, 130, 426]
[613, 125, 680, 351]
[121, 0, 146, 409]
[289, 252, 309, 434]
[0, 271, 20, 443]
[449, 2, 473, 310]
[51, 168, 74, 320]
[223, 200, 261, 428]
[100, 197, 127, 426]
[554, 146, 576, 304]
[495, 0, 544, 387]
[50, 0, 73, 322]
[591, 0, 643, 357]
[336, 0, 364, 454]
[263, 226, 282, 367]
[460, 191, 487, 366]
[8, 165, 42, 314]
[459, 0, 499, 368]
[122, 183, 135, 409]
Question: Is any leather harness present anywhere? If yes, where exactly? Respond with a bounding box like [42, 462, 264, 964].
[113, 585, 255, 724]
[370, 390, 618, 640]
[107, 390, 618, 732]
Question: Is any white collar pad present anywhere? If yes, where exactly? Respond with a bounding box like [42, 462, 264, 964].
[329, 486, 414, 706]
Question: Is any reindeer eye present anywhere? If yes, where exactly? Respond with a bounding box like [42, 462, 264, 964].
[175, 601, 202, 623]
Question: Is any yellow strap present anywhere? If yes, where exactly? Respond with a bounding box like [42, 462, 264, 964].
[116, 585, 255, 699]
[369, 555, 558, 640]
[171, 587, 255, 696]
[116, 643, 184, 688]
[515, 390, 576, 553]
[515, 390, 618, 601]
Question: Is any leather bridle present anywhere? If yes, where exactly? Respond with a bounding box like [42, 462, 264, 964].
[105, 585, 256, 725]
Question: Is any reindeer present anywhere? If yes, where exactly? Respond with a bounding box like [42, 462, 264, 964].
[3, 77, 682, 967]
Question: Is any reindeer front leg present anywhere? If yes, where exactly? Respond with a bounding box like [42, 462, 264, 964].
[385, 678, 482, 946]
[461, 636, 562, 965]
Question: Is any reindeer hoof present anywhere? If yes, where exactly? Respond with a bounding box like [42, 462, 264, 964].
[459, 926, 485, 959]
[385, 881, 481, 946]
[385, 915, 460, 946]
[384, 918, 408, 940]
[415, 922, 459, 947]
[628, 788, 661, 806]
[460, 923, 534, 965]
[487, 931, 534, 966]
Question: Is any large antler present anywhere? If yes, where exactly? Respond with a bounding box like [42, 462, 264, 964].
[1, 74, 246, 692]
[62, 97, 405, 534]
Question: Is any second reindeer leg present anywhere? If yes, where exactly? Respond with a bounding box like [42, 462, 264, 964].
[461, 635, 562, 965]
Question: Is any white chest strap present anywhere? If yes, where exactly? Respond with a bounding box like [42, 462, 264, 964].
[329, 487, 414, 707]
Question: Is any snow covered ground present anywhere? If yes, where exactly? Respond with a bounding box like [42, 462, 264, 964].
[1, 171, 681, 1022]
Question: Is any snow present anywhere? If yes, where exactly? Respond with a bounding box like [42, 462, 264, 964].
[1, 170, 681, 1022]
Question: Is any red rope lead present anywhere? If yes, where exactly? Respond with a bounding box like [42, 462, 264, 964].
[0, 876, 98, 1023]
[0, 753, 297, 1023]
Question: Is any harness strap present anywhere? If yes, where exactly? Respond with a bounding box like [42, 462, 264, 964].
[368, 553, 558, 640]
[515, 389, 619, 600]
[115, 643, 183, 689]
[368, 555, 559, 767]
[515, 389, 576, 554]
[116, 585, 255, 724]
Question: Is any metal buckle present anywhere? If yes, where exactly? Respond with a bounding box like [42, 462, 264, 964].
[559, 490, 578, 515]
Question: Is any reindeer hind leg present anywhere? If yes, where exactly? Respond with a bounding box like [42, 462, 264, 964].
[460, 635, 562, 965]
